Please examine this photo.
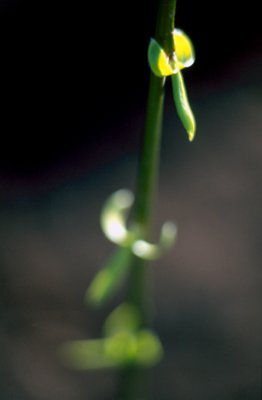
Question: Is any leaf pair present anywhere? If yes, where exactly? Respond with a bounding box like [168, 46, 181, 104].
[87, 189, 177, 306]
[59, 303, 163, 369]
[148, 29, 196, 141]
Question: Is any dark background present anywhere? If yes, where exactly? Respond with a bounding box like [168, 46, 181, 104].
[0, 0, 261, 174]
[0, 1, 262, 399]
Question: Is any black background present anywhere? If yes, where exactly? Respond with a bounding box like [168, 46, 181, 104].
[0, 0, 261, 174]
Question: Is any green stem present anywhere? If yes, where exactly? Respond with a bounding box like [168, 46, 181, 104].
[117, 1, 177, 399]
[131, 0, 177, 324]
[134, 0, 177, 236]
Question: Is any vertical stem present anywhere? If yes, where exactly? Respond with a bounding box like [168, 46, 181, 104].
[131, 0, 177, 324]
[134, 0, 177, 237]
[134, 73, 165, 238]
[117, 1, 177, 399]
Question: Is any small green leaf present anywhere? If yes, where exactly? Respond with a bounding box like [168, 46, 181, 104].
[59, 339, 115, 370]
[136, 330, 163, 366]
[104, 331, 137, 365]
[103, 303, 141, 337]
[59, 329, 163, 370]
[131, 221, 177, 260]
[172, 29, 195, 70]
[86, 247, 132, 307]
[148, 38, 177, 77]
[101, 189, 135, 246]
[172, 71, 196, 141]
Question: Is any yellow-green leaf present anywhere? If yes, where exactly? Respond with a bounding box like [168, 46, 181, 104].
[136, 330, 163, 366]
[104, 331, 137, 365]
[148, 38, 177, 77]
[172, 28, 195, 70]
[103, 303, 140, 337]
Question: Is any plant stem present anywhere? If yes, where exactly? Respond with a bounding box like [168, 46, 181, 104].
[131, 0, 177, 325]
[117, 1, 177, 399]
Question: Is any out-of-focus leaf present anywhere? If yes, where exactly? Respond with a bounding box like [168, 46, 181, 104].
[101, 189, 135, 246]
[59, 339, 115, 370]
[148, 38, 177, 77]
[172, 28, 195, 70]
[103, 303, 141, 337]
[172, 71, 196, 141]
[132, 221, 177, 260]
[136, 330, 163, 366]
[86, 247, 133, 307]
[59, 328, 163, 370]
[104, 331, 137, 365]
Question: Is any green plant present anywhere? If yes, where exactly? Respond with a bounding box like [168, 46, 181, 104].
[60, 0, 195, 398]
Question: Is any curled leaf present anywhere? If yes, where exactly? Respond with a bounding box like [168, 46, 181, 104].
[132, 222, 177, 260]
[172, 71, 196, 141]
[148, 38, 177, 77]
[101, 189, 135, 246]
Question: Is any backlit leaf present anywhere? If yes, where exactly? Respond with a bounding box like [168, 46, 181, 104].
[172, 28, 195, 70]
[148, 38, 177, 77]
[172, 71, 196, 141]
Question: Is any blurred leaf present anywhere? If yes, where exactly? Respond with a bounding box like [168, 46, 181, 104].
[59, 328, 163, 370]
[172, 28, 195, 70]
[132, 221, 177, 260]
[172, 71, 196, 141]
[103, 303, 141, 337]
[101, 189, 136, 246]
[148, 38, 177, 77]
[104, 331, 137, 365]
[136, 330, 163, 366]
[86, 247, 133, 307]
[59, 339, 115, 369]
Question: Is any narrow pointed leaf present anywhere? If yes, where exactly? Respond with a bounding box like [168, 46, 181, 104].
[172, 71, 196, 141]
[86, 247, 132, 307]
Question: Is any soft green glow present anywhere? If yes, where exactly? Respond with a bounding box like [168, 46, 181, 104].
[86, 247, 132, 307]
[104, 331, 137, 364]
[103, 303, 141, 337]
[172, 71, 196, 141]
[59, 329, 163, 369]
[59, 339, 114, 369]
[136, 330, 163, 366]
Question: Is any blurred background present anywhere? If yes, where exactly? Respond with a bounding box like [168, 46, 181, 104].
[0, 0, 261, 399]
